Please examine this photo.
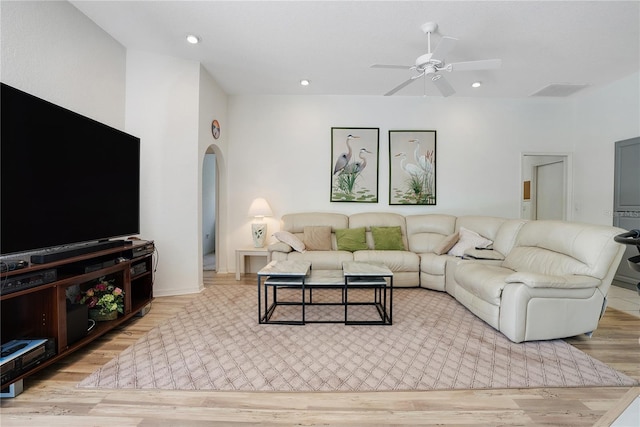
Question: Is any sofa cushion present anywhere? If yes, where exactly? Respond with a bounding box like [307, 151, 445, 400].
[353, 250, 419, 272]
[504, 246, 588, 276]
[505, 220, 625, 280]
[286, 250, 354, 270]
[371, 226, 404, 250]
[433, 232, 459, 255]
[505, 272, 601, 289]
[455, 216, 505, 242]
[454, 263, 514, 305]
[492, 219, 528, 256]
[303, 226, 332, 251]
[406, 214, 457, 253]
[419, 252, 452, 276]
[448, 227, 493, 257]
[335, 227, 368, 252]
[273, 231, 306, 253]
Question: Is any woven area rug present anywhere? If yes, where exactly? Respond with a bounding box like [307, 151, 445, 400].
[78, 285, 637, 392]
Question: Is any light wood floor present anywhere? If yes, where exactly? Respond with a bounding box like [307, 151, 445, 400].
[1, 271, 638, 426]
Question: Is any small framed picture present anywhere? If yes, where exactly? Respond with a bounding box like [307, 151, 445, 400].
[389, 130, 436, 205]
[330, 127, 379, 202]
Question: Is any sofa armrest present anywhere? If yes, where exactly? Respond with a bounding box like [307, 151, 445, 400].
[505, 272, 600, 289]
[267, 242, 293, 253]
[463, 248, 505, 261]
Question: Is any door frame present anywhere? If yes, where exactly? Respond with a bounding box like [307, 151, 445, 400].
[533, 160, 565, 220]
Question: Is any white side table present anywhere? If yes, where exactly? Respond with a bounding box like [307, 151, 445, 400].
[235, 247, 269, 280]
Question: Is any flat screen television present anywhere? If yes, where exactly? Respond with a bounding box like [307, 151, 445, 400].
[1, 83, 140, 257]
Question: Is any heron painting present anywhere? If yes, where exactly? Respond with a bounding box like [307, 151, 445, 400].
[389, 130, 436, 205]
[331, 127, 379, 202]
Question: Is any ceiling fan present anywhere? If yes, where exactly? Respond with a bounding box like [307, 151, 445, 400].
[371, 22, 501, 97]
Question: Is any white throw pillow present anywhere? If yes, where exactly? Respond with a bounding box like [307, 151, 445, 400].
[447, 227, 493, 257]
[273, 231, 306, 253]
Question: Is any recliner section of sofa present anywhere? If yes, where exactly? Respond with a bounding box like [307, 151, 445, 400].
[475, 220, 623, 342]
[267, 212, 625, 343]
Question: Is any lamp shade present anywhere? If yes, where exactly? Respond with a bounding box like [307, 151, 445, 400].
[248, 198, 273, 218]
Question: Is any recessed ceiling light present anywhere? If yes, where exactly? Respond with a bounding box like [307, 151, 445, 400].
[471, 81, 482, 88]
[186, 35, 200, 44]
[300, 79, 311, 86]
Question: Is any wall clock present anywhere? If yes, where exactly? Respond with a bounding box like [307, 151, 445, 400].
[211, 119, 220, 139]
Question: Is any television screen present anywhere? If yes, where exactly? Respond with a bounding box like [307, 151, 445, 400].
[1, 83, 140, 256]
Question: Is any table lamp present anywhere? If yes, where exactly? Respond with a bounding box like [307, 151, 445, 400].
[248, 198, 273, 247]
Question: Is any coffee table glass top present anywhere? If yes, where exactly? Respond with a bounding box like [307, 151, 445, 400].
[258, 260, 311, 277]
[342, 261, 393, 277]
[304, 269, 344, 285]
[258, 260, 392, 281]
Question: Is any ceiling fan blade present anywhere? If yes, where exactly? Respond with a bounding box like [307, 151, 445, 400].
[431, 36, 457, 60]
[384, 77, 419, 96]
[431, 75, 455, 97]
[370, 64, 413, 70]
[448, 59, 502, 72]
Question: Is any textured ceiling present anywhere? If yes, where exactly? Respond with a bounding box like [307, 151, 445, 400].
[71, 1, 640, 98]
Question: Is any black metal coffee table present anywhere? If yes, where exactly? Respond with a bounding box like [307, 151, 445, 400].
[257, 260, 393, 325]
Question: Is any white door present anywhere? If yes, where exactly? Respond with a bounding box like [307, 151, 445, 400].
[535, 161, 565, 220]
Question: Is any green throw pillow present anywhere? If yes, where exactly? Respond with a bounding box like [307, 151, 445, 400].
[371, 226, 404, 250]
[335, 227, 368, 252]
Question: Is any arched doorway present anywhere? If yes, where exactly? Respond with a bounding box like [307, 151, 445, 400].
[203, 146, 219, 272]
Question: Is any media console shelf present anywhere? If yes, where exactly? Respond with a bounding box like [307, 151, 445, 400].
[0, 240, 154, 394]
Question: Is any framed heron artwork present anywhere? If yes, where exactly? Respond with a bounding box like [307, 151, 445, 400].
[389, 130, 436, 205]
[330, 127, 379, 202]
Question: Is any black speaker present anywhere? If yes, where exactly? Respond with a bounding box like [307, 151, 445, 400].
[66, 303, 89, 345]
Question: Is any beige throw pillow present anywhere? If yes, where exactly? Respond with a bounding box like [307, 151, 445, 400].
[273, 231, 306, 253]
[433, 232, 459, 255]
[303, 226, 332, 251]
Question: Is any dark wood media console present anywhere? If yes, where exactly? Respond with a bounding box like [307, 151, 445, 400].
[0, 240, 154, 391]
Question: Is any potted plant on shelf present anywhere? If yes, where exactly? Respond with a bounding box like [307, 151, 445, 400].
[78, 277, 125, 321]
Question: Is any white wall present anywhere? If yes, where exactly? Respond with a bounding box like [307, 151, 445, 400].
[125, 49, 202, 296]
[0, 0, 125, 128]
[197, 65, 229, 274]
[226, 95, 573, 270]
[571, 73, 640, 225]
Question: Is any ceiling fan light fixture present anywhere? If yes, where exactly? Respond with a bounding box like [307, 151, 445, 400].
[472, 81, 482, 88]
[372, 21, 501, 97]
[186, 34, 200, 44]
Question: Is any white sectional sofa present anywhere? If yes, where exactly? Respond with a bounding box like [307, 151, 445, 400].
[267, 212, 626, 343]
